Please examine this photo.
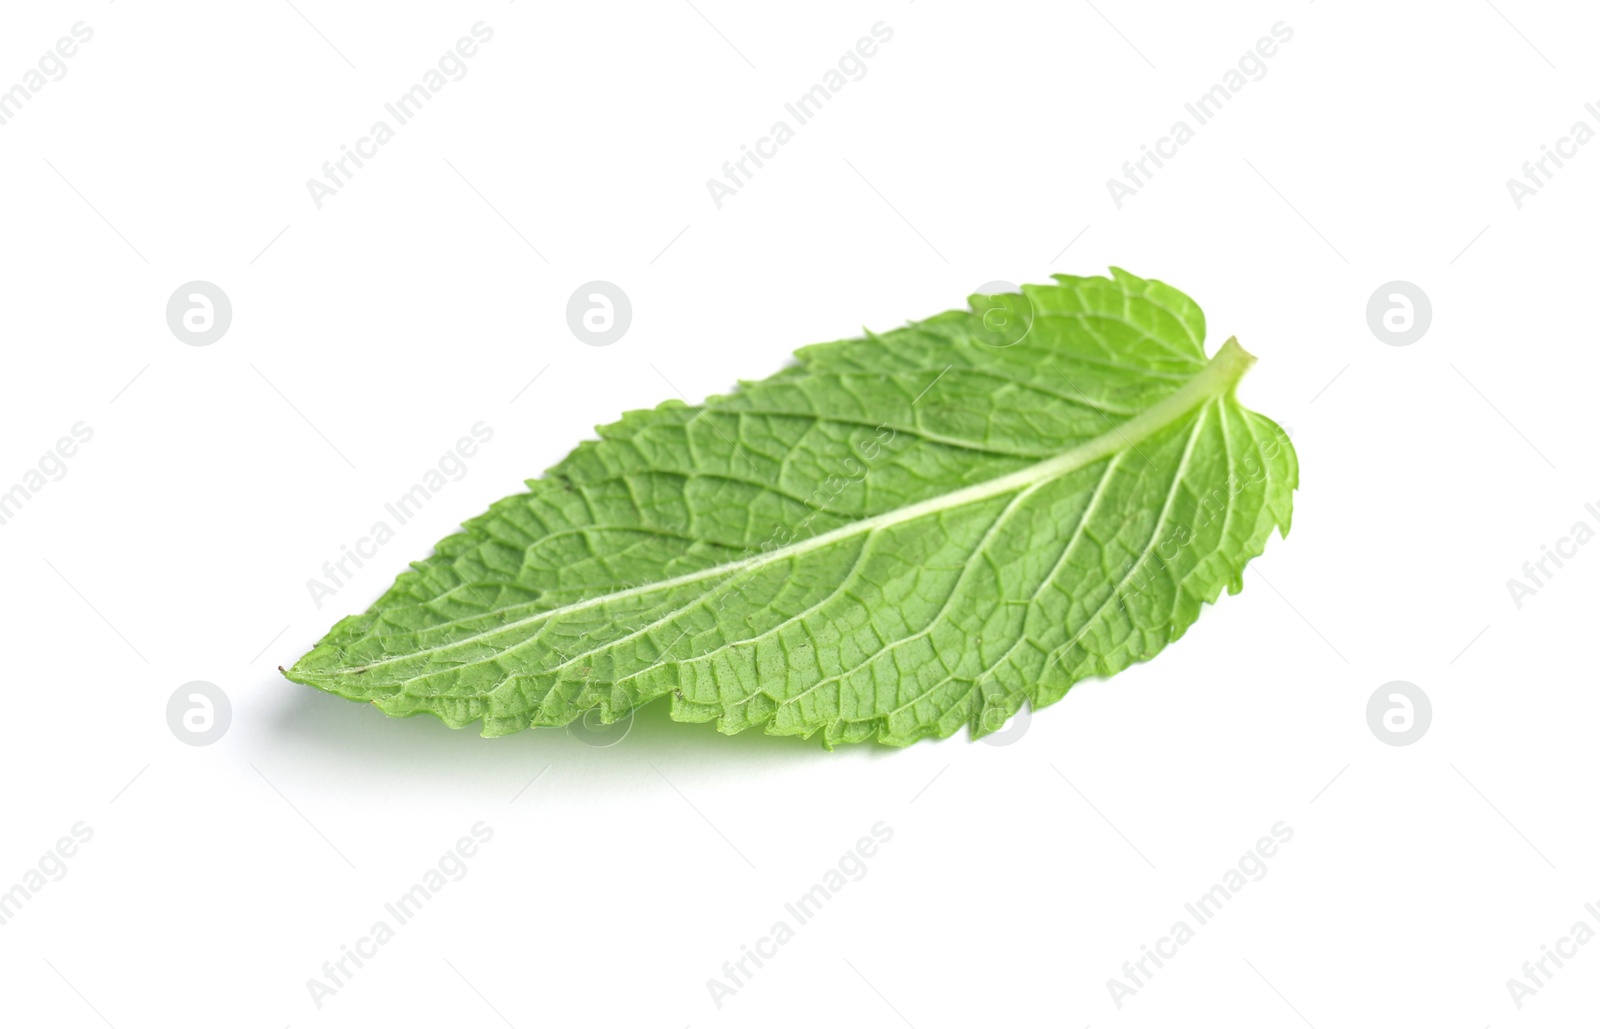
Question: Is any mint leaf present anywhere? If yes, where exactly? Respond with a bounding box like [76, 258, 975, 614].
[285, 270, 1298, 746]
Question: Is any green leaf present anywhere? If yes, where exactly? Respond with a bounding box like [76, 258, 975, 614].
[285, 269, 1298, 747]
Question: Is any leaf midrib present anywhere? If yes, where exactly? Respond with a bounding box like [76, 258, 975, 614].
[320, 339, 1256, 677]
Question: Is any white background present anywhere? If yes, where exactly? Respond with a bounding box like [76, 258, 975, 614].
[1, 1, 1595, 1026]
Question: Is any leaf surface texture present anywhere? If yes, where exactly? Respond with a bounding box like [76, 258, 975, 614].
[286, 270, 1298, 746]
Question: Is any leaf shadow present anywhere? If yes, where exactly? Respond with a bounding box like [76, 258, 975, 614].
[259, 675, 889, 794]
